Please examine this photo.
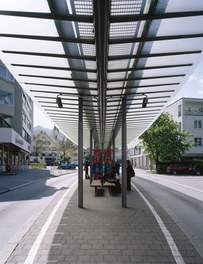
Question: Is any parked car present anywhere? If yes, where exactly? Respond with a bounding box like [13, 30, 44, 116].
[188, 163, 203, 175]
[58, 162, 76, 170]
[166, 163, 189, 175]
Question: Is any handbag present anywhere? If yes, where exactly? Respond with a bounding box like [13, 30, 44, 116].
[130, 167, 135, 177]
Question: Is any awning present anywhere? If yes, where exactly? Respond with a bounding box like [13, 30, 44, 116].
[0, 0, 203, 149]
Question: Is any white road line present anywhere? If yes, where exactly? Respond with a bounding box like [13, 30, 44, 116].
[136, 174, 203, 194]
[24, 180, 78, 264]
[132, 183, 185, 264]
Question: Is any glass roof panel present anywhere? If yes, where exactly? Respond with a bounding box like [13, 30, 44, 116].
[109, 44, 133, 56]
[74, 0, 92, 15]
[110, 22, 138, 39]
[0, 0, 203, 150]
[0, 16, 58, 36]
[0, 0, 50, 12]
[111, 0, 142, 15]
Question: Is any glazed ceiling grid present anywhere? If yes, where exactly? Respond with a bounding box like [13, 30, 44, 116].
[111, 0, 143, 15]
[0, 0, 202, 148]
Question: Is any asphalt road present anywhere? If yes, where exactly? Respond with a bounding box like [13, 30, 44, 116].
[133, 170, 203, 259]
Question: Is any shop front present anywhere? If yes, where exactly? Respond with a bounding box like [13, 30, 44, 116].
[0, 128, 31, 172]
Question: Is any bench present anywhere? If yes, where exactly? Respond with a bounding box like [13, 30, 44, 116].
[90, 179, 116, 194]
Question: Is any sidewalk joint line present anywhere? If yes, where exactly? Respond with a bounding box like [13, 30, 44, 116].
[132, 183, 185, 264]
[23, 180, 78, 264]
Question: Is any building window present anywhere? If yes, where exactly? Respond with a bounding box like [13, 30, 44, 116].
[178, 104, 181, 117]
[194, 138, 202, 146]
[0, 90, 14, 106]
[194, 120, 202, 129]
[23, 128, 31, 144]
[0, 64, 14, 82]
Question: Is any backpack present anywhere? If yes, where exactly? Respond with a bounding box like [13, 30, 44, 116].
[129, 166, 135, 177]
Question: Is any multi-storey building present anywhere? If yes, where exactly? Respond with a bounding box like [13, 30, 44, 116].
[30, 127, 78, 165]
[0, 61, 33, 172]
[30, 130, 58, 165]
[129, 97, 203, 169]
[165, 97, 203, 159]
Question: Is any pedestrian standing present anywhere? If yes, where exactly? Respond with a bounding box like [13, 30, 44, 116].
[84, 162, 89, 179]
[126, 160, 135, 191]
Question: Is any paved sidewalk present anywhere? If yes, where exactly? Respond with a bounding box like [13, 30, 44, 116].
[0, 167, 73, 194]
[6, 176, 203, 264]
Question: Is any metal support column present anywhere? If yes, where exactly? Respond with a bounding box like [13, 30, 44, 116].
[122, 97, 127, 208]
[112, 130, 115, 165]
[78, 97, 83, 208]
[90, 129, 93, 183]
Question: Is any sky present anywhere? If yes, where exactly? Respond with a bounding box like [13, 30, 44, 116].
[33, 61, 203, 129]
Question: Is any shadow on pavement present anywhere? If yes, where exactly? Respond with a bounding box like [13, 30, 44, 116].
[0, 168, 67, 202]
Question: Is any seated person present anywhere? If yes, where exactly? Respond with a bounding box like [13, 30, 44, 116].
[107, 165, 121, 192]
[107, 166, 117, 181]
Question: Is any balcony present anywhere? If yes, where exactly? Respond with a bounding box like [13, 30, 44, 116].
[184, 109, 203, 116]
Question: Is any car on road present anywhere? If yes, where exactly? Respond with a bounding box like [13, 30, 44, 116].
[166, 163, 189, 175]
[188, 163, 203, 175]
[58, 162, 76, 170]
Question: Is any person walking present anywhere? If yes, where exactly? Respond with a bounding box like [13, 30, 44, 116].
[126, 160, 135, 191]
[84, 162, 89, 179]
[115, 161, 120, 175]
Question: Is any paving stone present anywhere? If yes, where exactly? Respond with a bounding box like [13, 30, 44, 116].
[5, 173, 203, 264]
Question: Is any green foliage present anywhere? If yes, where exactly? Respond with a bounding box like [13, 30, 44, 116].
[140, 113, 192, 167]
[58, 138, 75, 163]
[59, 155, 71, 164]
[84, 152, 90, 163]
[33, 131, 44, 157]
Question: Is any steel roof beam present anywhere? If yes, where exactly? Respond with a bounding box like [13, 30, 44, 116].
[0, 10, 93, 23]
[1, 10, 202, 23]
[93, 0, 110, 147]
[107, 83, 179, 91]
[20, 74, 97, 83]
[28, 83, 97, 91]
[11, 63, 97, 73]
[110, 11, 203, 23]
[2, 50, 96, 61]
[109, 50, 201, 61]
[3, 32, 201, 45]
[109, 33, 203, 45]
[107, 74, 185, 83]
[0, 33, 95, 44]
[107, 63, 193, 73]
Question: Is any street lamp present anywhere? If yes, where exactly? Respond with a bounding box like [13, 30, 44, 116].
[56, 94, 63, 108]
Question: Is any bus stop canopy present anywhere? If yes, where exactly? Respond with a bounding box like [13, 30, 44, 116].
[0, 0, 203, 149]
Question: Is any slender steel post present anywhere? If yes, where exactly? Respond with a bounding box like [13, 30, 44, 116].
[122, 97, 127, 208]
[78, 97, 83, 208]
[112, 130, 115, 164]
[90, 129, 93, 183]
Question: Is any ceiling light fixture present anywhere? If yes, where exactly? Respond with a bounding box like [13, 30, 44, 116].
[56, 94, 63, 108]
[142, 94, 148, 108]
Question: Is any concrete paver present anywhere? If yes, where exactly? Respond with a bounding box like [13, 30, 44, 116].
[2, 169, 203, 264]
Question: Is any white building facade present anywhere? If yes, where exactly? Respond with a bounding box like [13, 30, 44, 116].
[0, 61, 33, 172]
[129, 97, 203, 169]
[166, 97, 203, 159]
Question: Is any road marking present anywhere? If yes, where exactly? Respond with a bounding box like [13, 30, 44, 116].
[136, 174, 203, 194]
[24, 180, 78, 264]
[132, 183, 185, 264]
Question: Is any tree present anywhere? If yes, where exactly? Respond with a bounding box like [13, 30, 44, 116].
[58, 137, 75, 163]
[140, 113, 193, 170]
[53, 127, 75, 163]
[32, 131, 44, 160]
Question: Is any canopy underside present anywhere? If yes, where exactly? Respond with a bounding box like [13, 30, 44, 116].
[0, 0, 203, 149]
